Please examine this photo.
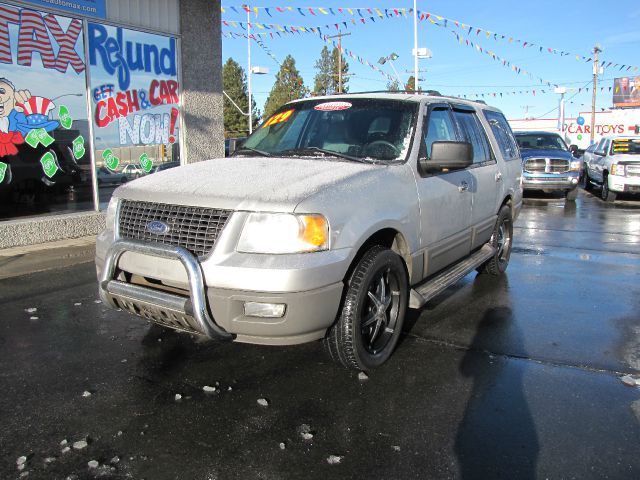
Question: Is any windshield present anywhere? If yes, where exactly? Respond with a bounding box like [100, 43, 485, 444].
[515, 133, 568, 151]
[239, 98, 418, 163]
[611, 138, 640, 155]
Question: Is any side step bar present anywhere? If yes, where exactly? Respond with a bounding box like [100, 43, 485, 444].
[409, 243, 496, 309]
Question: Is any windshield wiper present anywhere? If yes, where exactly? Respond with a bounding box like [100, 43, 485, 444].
[234, 147, 271, 157]
[280, 147, 371, 163]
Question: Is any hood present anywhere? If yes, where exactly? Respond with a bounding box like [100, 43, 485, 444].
[114, 156, 383, 212]
[519, 148, 574, 160]
[610, 153, 640, 164]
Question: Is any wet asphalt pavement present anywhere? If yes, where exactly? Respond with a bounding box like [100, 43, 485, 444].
[1, 189, 639, 480]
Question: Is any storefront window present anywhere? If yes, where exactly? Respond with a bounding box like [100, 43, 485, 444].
[87, 23, 181, 209]
[0, 3, 93, 220]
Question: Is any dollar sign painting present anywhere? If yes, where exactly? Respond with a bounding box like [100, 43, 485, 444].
[59, 105, 73, 129]
[0, 161, 8, 183]
[72, 136, 85, 159]
[40, 151, 59, 178]
[103, 149, 120, 171]
[139, 153, 153, 173]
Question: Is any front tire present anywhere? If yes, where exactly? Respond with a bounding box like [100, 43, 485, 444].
[324, 246, 408, 371]
[478, 204, 513, 276]
[565, 188, 578, 201]
[601, 173, 617, 202]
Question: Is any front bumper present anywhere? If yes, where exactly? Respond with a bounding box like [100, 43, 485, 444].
[608, 174, 640, 194]
[96, 234, 348, 345]
[522, 171, 580, 191]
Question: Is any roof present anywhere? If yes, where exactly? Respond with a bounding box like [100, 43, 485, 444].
[286, 92, 500, 111]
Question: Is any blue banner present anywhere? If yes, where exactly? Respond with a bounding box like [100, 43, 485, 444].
[19, 0, 106, 19]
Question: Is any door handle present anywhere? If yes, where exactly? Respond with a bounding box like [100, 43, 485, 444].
[495, 172, 503, 182]
[458, 181, 469, 192]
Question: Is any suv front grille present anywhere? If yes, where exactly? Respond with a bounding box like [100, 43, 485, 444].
[118, 200, 231, 257]
[524, 158, 570, 173]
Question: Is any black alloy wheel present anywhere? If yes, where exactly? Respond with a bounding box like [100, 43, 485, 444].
[324, 245, 408, 371]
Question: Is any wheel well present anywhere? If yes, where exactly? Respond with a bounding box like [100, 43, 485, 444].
[346, 228, 412, 282]
[500, 195, 514, 218]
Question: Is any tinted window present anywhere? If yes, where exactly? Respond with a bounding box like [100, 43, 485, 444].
[453, 109, 493, 164]
[424, 107, 458, 158]
[484, 110, 519, 161]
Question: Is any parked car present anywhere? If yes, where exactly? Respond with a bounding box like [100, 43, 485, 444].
[153, 161, 180, 173]
[514, 131, 581, 200]
[582, 135, 640, 201]
[97, 166, 128, 186]
[96, 93, 522, 370]
[122, 163, 144, 179]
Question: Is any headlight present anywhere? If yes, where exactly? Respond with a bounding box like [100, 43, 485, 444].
[611, 164, 625, 176]
[570, 160, 581, 171]
[105, 197, 119, 230]
[237, 213, 329, 254]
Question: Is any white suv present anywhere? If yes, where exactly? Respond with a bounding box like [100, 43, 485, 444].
[96, 93, 522, 370]
[582, 135, 640, 201]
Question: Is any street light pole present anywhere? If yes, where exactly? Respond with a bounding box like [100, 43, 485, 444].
[413, 0, 419, 92]
[590, 45, 602, 144]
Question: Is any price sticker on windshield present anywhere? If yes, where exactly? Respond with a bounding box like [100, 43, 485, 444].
[262, 109, 295, 128]
[314, 101, 352, 111]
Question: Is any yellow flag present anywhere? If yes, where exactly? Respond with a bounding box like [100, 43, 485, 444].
[319, 8, 328, 14]
[347, 8, 353, 14]
[253, 6, 258, 16]
[375, 8, 383, 17]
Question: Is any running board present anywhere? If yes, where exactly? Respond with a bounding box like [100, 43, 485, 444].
[409, 243, 496, 309]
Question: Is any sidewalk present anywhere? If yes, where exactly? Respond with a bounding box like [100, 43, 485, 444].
[0, 235, 96, 280]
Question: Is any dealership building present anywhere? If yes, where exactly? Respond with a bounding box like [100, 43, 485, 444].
[0, 0, 223, 248]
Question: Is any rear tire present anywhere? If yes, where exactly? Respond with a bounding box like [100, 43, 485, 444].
[601, 174, 616, 202]
[478, 205, 513, 276]
[324, 245, 408, 371]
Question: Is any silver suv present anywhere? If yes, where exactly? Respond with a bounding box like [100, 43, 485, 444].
[96, 93, 522, 370]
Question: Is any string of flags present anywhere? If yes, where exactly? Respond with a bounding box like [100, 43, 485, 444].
[451, 86, 612, 100]
[223, 28, 397, 84]
[221, 4, 639, 73]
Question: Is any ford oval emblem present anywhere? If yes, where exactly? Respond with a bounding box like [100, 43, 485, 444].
[146, 221, 170, 235]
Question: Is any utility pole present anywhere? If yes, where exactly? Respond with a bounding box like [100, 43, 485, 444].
[327, 31, 351, 93]
[521, 105, 534, 120]
[590, 45, 602, 144]
[245, 5, 253, 134]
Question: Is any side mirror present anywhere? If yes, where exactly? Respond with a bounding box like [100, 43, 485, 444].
[419, 141, 473, 174]
[569, 144, 579, 157]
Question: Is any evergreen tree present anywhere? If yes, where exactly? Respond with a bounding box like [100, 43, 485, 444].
[222, 58, 259, 137]
[263, 55, 307, 119]
[313, 46, 333, 96]
[313, 46, 350, 96]
[386, 79, 401, 92]
[405, 76, 416, 93]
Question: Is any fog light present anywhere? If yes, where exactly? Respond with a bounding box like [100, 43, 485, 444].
[571, 178, 578, 184]
[243, 302, 286, 318]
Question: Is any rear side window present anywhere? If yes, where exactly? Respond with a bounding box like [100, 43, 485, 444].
[484, 110, 519, 161]
[453, 109, 493, 164]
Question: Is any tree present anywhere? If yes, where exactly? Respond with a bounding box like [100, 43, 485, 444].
[313, 46, 333, 96]
[405, 76, 416, 93]
[386, 79, 401, 92]
[222, 58, 259, 138]
[313, 46, 350, 96]
[263, 55, 307, 119]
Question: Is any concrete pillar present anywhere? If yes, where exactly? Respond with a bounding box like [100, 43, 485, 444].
[179, 0, 224, 162]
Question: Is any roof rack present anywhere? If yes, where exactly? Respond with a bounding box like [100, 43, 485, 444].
[346, 90, 442, 96]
